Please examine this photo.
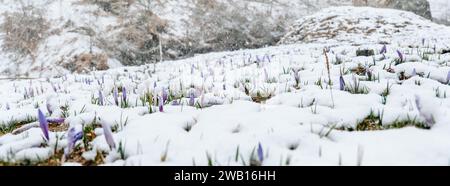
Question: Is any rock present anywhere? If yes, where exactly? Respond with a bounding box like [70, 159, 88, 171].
[352, 0, 432, 20]
[356, 49, 375, 57]
[65, 53, 110, 73]
[442, 49, 450, 55]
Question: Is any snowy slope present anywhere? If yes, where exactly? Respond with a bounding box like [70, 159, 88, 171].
[0, 0, 353, 78]
[1, 7, 450, 166]
[279, 6, 450, 46]
[0, 0, 122, 77]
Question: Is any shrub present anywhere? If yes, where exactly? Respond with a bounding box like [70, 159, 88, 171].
[0, 4, 50, 63]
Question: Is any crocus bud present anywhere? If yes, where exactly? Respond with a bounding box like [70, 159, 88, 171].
[38, 109, 49, 141]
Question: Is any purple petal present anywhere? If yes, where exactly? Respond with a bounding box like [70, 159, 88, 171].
[66, 128, 77, 150]
[189, 92, 195, 107]
[65, 128, 83, 157]
[47, 118, 65, 124]
[114, 88, 119, 106]
[257, 143, 264, 163]
[159, 96, 164, 112]
[38, 109, 49, 141]
[162, 88, 168, 103]
[339, 76, 346, 91]
[101, 122, 116, 150]
[380, 45, 387, 54]
[412, 68, 417, 77]
[122, 87, 127, 102]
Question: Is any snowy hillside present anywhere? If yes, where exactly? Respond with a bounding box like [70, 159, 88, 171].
[279, 6, 450, 45]
[0, 0, 354, 78]
[1, 7, 450, 166]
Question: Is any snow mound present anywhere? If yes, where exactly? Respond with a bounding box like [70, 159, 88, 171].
[279, 6, 450, 45]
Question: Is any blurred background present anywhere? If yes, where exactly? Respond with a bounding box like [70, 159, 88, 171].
[0, 0, 448, 77]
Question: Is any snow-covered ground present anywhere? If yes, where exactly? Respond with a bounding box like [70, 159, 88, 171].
[1, 6, 450, 166]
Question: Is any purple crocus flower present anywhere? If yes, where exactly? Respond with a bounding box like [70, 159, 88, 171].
[257, 143, 264, 163]
[38, 109, 49, 141]
[162, 88, 168, 103]
[113, 88, 119, 106]
[101, 122, 116, 150]
[189, 92, 195, 107]
[122, 87, 127, 102]
[339, 76, 346, 91]
[65, 127, 83, 157]
[98, 90, 104, 106]
[380, 45, 387, 54]
[47, 118, 65, 124]
[397, 50, 404, 62]
[159, 96, 164, 112]
[412, 68, 417, 77]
